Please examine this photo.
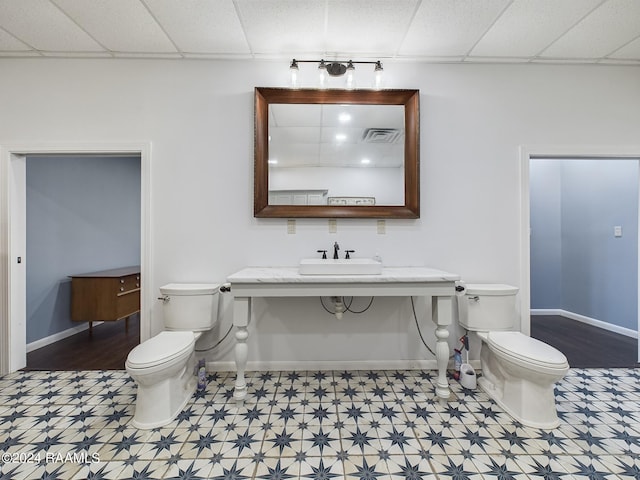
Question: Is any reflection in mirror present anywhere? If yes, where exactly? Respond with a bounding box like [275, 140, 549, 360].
[254, 88, 420, 218]
[268, 104, 405, 206]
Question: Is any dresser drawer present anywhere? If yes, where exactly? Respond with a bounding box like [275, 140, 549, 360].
[70, 266, 141, 322]
[116, 274, 141, 294]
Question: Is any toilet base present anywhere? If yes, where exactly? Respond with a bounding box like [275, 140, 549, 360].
[478, 375, 561, 430]
[129, 363, 196, 430]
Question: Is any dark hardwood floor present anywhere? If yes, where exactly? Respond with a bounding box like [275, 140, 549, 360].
[23, 313, 638, 371]
[531, 314, 639, 368]
[24, 315, 140, 371]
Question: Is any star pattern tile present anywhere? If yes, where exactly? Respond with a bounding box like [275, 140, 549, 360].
[0, 368, 639, 479]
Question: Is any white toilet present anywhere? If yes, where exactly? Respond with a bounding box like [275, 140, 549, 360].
[457, 283, 569, 429]
[126, 283, 219, 429]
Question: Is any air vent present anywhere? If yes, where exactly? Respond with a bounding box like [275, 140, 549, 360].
[361, 128, 401, 144]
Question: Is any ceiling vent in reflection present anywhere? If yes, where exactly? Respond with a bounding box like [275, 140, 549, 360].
[361, 128, 401, 143]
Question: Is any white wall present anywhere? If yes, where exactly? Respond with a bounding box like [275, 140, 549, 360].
[1, 59, 639, 368]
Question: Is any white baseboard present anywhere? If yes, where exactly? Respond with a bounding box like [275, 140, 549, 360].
[206, 358, 441, 372]
[531, 309, 638, 339]
[26, 322, 102, 353]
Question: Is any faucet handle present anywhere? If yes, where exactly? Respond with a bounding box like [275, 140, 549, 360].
[345, 250, 355, 259]
[317, 249, 327, 259]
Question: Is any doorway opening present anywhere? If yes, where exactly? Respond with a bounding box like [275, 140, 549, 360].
[520, 146, 640, 366]
[0, 143, 152, 374]
[25, 154, 142, 370]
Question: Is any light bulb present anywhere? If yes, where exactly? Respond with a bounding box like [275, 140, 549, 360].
[345, 61, 355, 89]
[289, 59, 299, 88]
[374, 61, 384, 90]
[318, 60, 327, 89]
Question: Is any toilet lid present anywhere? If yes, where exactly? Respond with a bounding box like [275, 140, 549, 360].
[487, 331, 568, 368]
[127, 331, 194, 368]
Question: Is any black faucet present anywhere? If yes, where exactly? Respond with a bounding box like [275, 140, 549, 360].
[333, 241, 340, 259]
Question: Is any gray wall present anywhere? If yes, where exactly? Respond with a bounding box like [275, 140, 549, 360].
[530, 159, 638, 331]
[26, 155, 141, 343]
[530, 160, 563, 308]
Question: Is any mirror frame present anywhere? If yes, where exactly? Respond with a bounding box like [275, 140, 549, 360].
[254, 87, 420, 218]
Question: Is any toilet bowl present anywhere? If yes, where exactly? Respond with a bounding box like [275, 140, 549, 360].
[457, 283, 569, 429]
[126, 283, 219, 429]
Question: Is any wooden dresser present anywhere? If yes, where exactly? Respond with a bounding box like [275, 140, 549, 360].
[70, 266, 140, 331]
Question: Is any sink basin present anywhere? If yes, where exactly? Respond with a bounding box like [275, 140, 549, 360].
[299, 258, 383, 275]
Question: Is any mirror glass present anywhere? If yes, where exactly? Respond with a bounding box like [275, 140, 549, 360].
[254, 88, 420, 218]
[268, 104, 405, 206]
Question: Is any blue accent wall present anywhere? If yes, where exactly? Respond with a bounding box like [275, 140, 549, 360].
[530, 160, 562, 308]
[530, 159, 638, 330]
[26, 155, 141, 343]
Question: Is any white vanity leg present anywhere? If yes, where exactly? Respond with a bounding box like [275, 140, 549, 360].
[233, 296, 251, 405]
[432, 295, 452, 402]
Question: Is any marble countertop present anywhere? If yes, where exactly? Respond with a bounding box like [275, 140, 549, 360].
[227, 266, 460, 284]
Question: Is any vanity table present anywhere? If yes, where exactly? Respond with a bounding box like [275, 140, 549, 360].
[226, 266, 460, 404]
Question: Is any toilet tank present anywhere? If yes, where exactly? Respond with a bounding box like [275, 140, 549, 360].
[159, 283, 220, 331]
[458, 283, 519, 331]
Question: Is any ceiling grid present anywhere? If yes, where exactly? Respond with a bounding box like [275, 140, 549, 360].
[0, 0, 637, 64]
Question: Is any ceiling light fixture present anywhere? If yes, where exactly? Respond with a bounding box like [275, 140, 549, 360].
[289, 59, 384, 89]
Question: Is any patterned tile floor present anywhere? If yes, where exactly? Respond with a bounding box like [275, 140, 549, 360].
[0, 368, 639, 479]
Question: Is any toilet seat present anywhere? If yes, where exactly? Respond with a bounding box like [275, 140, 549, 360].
[485, 331, 568, 369]
[126, 331, 195, 369]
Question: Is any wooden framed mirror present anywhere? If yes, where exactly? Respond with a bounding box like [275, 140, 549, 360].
[254, 88, 419, 218]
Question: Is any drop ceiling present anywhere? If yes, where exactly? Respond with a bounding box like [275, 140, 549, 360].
[0, 0, 639, 64]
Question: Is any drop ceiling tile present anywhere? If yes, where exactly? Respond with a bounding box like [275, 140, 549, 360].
[144, 0, 250, 54]
[324, 0, 418, 56]
[271, 104, 322, 127]
[0, 0, 105, 52]
[540, 0, 640, 59]
[235, 0, 327, 54]
[470, 0, 603, 58]
[608, 35, 640, 60]
[0, 28, 32, 51]
[399, 0, 511, 57]
[53, 0, 177, 53]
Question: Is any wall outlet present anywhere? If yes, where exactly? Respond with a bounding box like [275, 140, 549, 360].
[377, 219, 386, 234]
[614, 225, 622, 237]
[328, 219, 337, 233]
[287, 219, 296, 234]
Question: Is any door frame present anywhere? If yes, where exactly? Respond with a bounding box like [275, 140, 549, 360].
[520, 144, 640, 362]
[0, 142, 152, 374]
